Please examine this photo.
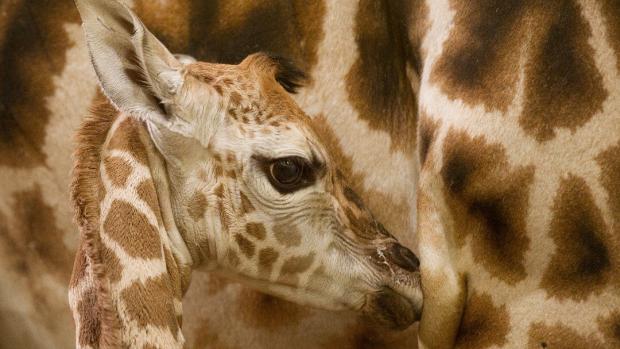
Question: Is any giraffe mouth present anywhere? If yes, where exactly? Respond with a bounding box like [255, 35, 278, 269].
[362, 286, 420, 330]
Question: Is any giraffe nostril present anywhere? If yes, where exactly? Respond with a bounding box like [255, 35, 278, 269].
[388, 244, 420, 272]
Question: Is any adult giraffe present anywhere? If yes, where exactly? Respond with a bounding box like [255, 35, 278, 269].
[417, 0, 620, 347]
[0, 1, 421, 348]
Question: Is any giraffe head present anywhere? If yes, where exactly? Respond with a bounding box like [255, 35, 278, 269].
[76, 0, 422, 330]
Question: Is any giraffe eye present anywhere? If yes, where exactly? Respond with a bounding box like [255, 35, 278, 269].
[269, 157, 304, 188]
[255, 154, 320, 194]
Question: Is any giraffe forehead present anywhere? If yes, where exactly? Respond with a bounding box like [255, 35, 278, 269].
[183, 60, 320, 158]
[186, 61, 309, 115]
[211, 120, 324, 166]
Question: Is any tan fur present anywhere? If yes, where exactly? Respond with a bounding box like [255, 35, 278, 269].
[70, 94, 123, 348]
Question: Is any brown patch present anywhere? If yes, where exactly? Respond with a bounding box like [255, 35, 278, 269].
[103, 156, 132, 187]
[598, 311, 620, 347]
[431, 0, 527, 111]
[187, 191, 208, 222]
[226, 152, 236, 164]
[519, 1, 607, 141]
[10, 185, 73, 281]
[600, 0, 620, 72]
[230, 91, 242, 105]
[258, 247, 279, 274]
[441, 129, 533, 284]
[186, 0, 325, 74]
[273, 223, 302, 247]
[435, 1, 606, 140]
[454, 291, 509, 349]
[214, 164, 224, 178]
[246, 222, 266, 240]
[279, 252, 315, 284]
[234, 233, 255, 258]
[346, 0, 417, 151]
[219, 200, 232, 233]
[121, 274, 180, 333]
[103, 200, 162, 259]
[214, 183, 225, 198]
[239, 191, 255, 213]
[77, 287, 102, 347]
[0, 0, 79, 167]
[100, 244, 122, 284]
[237, 289, 309, 329]
[241, 114, 250, 125]
[228, 107, 239, 120]
[213, 84, 223, 96]
[541, 175, 612, 300]
[212, 153, 222, 163]
[136, 180, 163, 227]
[418, 112, 440, 166]
[107, 118, 149, 165]
[226, 249, 240, 268]
[527, 322, 603, 349]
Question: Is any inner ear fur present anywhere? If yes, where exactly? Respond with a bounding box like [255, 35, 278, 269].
[75, 0, 182, 123]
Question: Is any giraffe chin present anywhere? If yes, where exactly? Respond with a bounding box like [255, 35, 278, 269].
[362, 286, 420, 330]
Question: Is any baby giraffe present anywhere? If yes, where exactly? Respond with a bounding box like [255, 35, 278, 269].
[68, 1, 422, 347]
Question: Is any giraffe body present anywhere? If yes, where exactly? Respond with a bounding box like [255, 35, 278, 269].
[416, 1, 620, 347]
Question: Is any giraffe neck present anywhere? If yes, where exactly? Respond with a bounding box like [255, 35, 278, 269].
[69, 94, 189, 348]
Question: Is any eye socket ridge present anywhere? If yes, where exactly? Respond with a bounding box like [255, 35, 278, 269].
[255, 155, 318, 194]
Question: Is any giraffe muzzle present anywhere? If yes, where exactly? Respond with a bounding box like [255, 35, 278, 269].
[363, 286, 419, 330]
[361, 242, 423, 330]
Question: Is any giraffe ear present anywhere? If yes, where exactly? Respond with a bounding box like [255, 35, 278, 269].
[264, 53, 307, 94]
[75, 0, 183, 124]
